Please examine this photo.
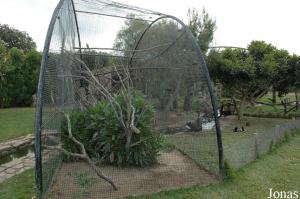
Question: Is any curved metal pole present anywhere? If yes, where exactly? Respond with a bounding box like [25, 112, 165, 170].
[70, 0, 82, 55]
[71, 0, 88, 93]
[130, 15, 225, 178]
[35, 0, 65, 194]
[208, 46, 247, 50]
[128, 16, 166, 67]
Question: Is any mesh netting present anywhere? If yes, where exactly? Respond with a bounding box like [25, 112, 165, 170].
[35, 0, 222, 198]
[224, 119, 300, 169]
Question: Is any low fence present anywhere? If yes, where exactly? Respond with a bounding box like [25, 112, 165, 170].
[243, 113, 300, 119]
[225, 119, 300, 169]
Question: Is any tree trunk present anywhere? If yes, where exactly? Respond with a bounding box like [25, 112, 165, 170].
[173, 93, 179, 110]
[238, 96, 246, 121]
[183, 88, 192, 112]
[272, 87, 276, 104]
[295, 90, 299, 110]
[281, 100, 287, 114]
[164, 81, 180, 111]
[196, 112, 202, 131]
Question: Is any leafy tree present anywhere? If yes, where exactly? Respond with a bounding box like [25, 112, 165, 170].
[0, 24, 36, 51]
[113, 15, 214, 113]
[191, 98, 211, 129]
[0, 40, 14, 75]
[114, 8, 217, 56]
[62, 90, 163, 167]
[19, 50, 41, 105]
[0, 24, 40, 108]
[289, 55, 300, 89]
[287, 55, 300, 109]
[115, 18, 188, 110]
[187, 7, 216, 54]
[80, 50, 111, 71]
[0, 47, 41, 107]
[5, 48, 26, 107]
[271, 49, 290, 102]
[0, 47, 25, 107]
[208, 41, 277, 120]
[113, 16, 149, 54]
[0, 41, 13, 107]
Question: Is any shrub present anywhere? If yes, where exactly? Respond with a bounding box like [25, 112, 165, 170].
[224, 160, 235, 180]
[61, 90, 163, 167]
[269, 140, 274, 153]
[283, 131, 290, 142]
[74, 171, 96, 188]
[291, 128, 299, 136]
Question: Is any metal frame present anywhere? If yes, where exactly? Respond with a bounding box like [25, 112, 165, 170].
[75, 10, 154, 22]
[34, 0, 65, 195]
[35, 1, 225, 196]
[129, 15, 225, 178]
[71, 0, 82, 55]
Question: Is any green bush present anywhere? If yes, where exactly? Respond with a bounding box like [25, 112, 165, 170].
[291, 128, 299, 136]
[0, 41, 41, 108]
[269, 140, 274, 153]
[283, 131, 290, 142]
[224, 160, 235, 180]
[61, 90, 163, 167]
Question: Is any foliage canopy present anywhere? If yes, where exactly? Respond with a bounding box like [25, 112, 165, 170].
[62, 90, 163, 167]
[0, 24, 36, 52]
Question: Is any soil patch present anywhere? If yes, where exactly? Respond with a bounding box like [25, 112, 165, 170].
[48, 150, 217, 199]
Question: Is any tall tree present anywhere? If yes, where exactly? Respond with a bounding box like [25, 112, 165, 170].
[271, 49, 290, 103]
[113, 16, 149, 54]
[0, 40, 13, 107]
[0, 24, 36, 52]
[0, 47, 25, 107]
[0, 46, 41, 107]
[287, 55, 300, 109]
[0, 25, 40, 108]
[20, 50, 41, 105]
[208, 41, 277, 120]
[0, 40, 13, 76]
[187, 7, 216, 54]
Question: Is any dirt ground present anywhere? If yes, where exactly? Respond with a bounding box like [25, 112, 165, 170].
[155, 110, 198, 129]
[48, 150, 217, 199]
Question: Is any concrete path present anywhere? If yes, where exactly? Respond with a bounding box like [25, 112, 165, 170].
[0, 131, 60, 183]
[0, 151, 34, 183]
[0, 134, 34, 157]
[0, 135, 35, 182]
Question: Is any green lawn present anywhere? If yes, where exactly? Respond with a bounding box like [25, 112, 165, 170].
[0, 130, 299, 199]
[244, 104, 300, 118]
[258, 92, 297, 103]
[132, 132, 300, 199]
[0, 169, 35, 199]
[165, 117, 289, 173]
[0, 107, 35, 142]
[243, 92, 300, 118]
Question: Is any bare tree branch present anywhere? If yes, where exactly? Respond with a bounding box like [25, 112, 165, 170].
[48, 92, 118, 190]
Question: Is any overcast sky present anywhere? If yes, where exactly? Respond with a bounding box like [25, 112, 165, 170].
[0, 0, 299, 54]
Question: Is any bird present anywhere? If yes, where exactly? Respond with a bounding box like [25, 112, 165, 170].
[233, 126, 245, 132]
[185, 121, 202, 132]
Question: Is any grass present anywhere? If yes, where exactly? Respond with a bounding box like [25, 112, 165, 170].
[131, 132, 300, 199]
[258, 92, 297, 103]
[243, 92, 300, 118]
[0, 107, 35, 142]
[244, 103, 300, 118]
[219, 117, 288, 136]
[221, 92, 300, 118]
[0, 169, 35, 199]
[165, 116, 289, 173]
[0, 123, 299, 199]
[73, 171, 97, 188]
